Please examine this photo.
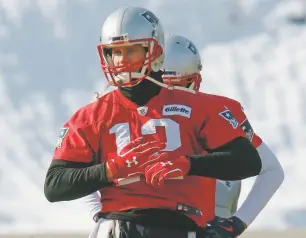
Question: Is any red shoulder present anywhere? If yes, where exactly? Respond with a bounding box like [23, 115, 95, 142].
[68, 90, 117, 128]
[202, 93, 242, 108]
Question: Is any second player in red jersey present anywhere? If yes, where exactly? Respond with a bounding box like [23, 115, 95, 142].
[161, 33, 283, 238]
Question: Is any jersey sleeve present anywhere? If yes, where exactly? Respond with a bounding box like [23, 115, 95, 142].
[53, 111, 99, 163]
[232, 103, 263, 148]
[199, 105, 247, 150]
[240, 118, 262, 148]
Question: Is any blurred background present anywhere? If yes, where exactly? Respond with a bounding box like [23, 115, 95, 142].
[0, 0, 306, 237]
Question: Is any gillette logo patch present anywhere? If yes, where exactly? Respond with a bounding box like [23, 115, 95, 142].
[162, 104, 191, 118]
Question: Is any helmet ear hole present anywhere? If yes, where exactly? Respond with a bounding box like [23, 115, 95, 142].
[103, 48, 112, 63]
[186, 78, 193, 88]
[103, 48, 112, 56]
[151, 44, 164, 72]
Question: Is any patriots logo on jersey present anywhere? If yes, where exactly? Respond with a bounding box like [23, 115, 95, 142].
[137, 106, 148, 116]
[56, 128, 69, 148]
[240, 119, 254, 142]
[219, 109, 238, 129]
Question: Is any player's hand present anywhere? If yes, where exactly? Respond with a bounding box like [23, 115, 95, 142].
[204, 216, 247, 238]
[107, 137, 166, 179]
[144, 153, 190, 187]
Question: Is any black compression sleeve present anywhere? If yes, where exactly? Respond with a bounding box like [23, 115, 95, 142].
[187, 137, 262, 180]
[44, 160, 112, 202]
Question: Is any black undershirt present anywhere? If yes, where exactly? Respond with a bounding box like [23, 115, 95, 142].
[118, 70, 164, 106]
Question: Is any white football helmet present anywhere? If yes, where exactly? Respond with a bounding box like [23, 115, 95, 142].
[97, 6, 165, 87]
[162, 34, 202, 91]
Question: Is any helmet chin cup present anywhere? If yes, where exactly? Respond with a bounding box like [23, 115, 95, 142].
[162, 73, 202, 91]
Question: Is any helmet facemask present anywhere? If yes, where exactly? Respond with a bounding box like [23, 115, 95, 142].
[162, 71, 202, 91]
[97, 36, 163, 88]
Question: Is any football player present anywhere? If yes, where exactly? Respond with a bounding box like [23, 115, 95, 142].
[161, 33, 284, 237]
[44, 6, 262, 238]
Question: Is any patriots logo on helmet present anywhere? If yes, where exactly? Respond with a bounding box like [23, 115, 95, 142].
[187, 41, 198, 55]
[187, 41, 202, 70]
[219, 108, 238, 129]
[140, 11, 159, 27]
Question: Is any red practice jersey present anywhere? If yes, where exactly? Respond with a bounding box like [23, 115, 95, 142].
[53, 88, 248, 227]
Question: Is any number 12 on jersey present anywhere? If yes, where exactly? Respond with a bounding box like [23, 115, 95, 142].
[109, 118, 182, 154]
[109, 118, 184, 186]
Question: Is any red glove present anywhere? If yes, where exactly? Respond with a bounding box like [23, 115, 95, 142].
[107, 137, 166, 179]
[144, 153, 191, 187]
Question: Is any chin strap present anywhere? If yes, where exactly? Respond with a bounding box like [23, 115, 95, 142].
[145, 75, 196, 94]
[94, 73, 196, 100]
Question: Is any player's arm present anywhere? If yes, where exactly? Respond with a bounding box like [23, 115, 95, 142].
[232, 141, 284, 226]
[188, 103, 262, 180]
[205, 142, 284, 238]
[43, 110, 115, 202]
[145, 111, 262, 187]
[45, 116, 165, 201]
[226, 102, 284, 226]
[206, 104, 284, 237]
[187, 137, 261, 180]
[81, 191, 102, 222]
[44, 159, 111, 202]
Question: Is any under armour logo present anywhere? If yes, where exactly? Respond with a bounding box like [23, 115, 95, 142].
[126, 156, 139, 167]
[161, 161, 173, 167]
